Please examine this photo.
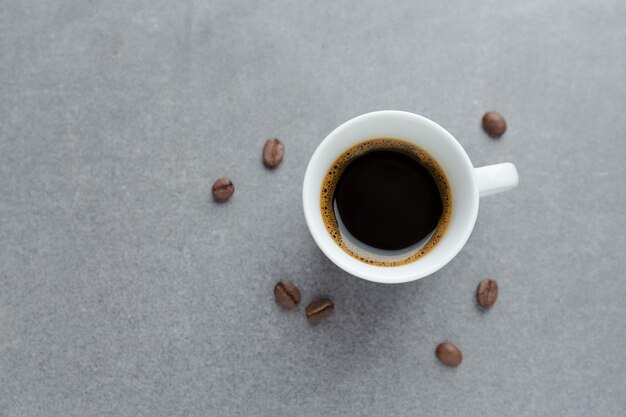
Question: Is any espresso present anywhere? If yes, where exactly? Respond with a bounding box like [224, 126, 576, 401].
[321, 138, 451, 266]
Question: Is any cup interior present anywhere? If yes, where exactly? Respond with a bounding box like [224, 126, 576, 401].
[302, 111, 479, 283]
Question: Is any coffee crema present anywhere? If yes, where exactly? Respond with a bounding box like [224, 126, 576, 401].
[320, 138, 452, 266]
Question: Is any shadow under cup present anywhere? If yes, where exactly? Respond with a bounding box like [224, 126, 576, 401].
[303, 111, 479, 283]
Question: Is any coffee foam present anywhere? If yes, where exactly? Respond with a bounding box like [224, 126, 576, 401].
[320, 138, 452, 267]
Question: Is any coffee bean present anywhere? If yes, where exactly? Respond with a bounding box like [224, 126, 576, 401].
[435, 342, 463, 367]
[306, 298, 334, 323]
[482, 111, 507, 137]
[212, 177, 234, 202]
[263, 138, 284, 168]
[476, 278, 498, 308]
[274, 281, 301, 309]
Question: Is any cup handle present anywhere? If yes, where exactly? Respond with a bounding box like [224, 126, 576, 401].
[474, 163, 519, 197]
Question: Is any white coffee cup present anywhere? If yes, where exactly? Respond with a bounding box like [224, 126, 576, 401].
[302, 110, 519, 284]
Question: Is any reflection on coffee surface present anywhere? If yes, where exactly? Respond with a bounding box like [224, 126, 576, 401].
[321, 138, 451, 266]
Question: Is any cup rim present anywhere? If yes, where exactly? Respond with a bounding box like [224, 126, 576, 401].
[302, 110, 479, 284]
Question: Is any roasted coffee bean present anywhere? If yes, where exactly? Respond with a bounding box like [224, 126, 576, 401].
[476, 278, 498, 308]
[263, 138, 284, 168]
[482, 111, 507, 137]
[436, 342, 463, 367]
[274, 281, 301, 309]
[306, 298, 334, 323]
[212, 177, 234, 202]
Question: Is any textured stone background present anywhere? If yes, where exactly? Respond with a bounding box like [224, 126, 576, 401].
[1, 1, 625, 416]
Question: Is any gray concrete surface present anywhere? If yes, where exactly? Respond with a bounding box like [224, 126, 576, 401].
[1, 1, 625, 416]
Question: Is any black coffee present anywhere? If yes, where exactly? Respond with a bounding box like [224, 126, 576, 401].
[334, 150, 442, 250]
[321, 138, 451, 267]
